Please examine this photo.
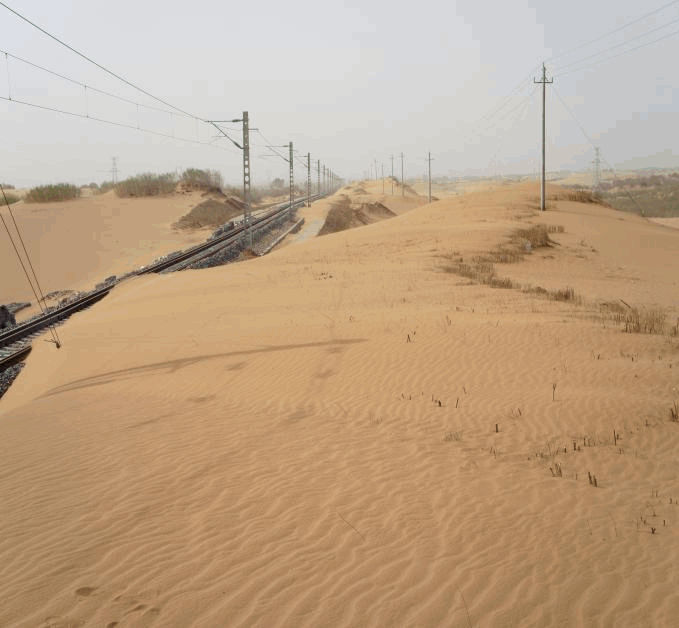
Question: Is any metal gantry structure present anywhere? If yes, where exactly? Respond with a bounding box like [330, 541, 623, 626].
[242, 111, 252, 246]
[592, 147, 601, 189]
[206, 112, 342, 249]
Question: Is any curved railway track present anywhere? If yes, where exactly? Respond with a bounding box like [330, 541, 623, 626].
[0, 194, 323, 372]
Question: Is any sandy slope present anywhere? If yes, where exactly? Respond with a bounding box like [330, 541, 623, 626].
[651, 216, 679, 230]
[280, 179, 429, 247]
[1, 191, 211, 307]
[1, 182, 679, 627]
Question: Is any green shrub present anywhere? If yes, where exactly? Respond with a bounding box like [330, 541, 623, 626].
[25, 183, 80, 202]
[98, 181, 115, 193]
[115, 173, 176, 197]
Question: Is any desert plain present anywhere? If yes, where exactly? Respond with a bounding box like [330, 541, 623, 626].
[1, 180, 679, 627]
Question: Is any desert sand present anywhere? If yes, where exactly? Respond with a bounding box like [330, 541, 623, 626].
[1, 191, 212, 309]
[1, 181, 679, 627]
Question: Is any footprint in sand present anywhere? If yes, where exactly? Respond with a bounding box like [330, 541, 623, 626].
[75, 586, 97, 597]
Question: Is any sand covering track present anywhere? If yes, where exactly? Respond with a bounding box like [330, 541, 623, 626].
[1, 182, 679, 627]
[1, 191, 212, 308]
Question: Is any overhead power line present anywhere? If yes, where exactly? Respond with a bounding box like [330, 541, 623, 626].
[0, 94, 236, 152]
[0, 1, 203, 121]
[0, 185, 61, 346]
[1, 48, 194, 119]
[555, 15, 679, 75]
[551, 84, 647, 215]
[546, 0, 679, 65]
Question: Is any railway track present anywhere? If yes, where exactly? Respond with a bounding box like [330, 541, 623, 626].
[0, 194, 322, 374]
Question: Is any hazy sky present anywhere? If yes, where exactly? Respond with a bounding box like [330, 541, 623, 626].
[1, 0, 678, 187]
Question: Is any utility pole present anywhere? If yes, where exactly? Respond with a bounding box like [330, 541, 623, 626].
[534, 63, 553, 211]
[317, 159, 321, 195]
[400, 152, 405, 197]
[307, 152, 311, 207]
[374, 159, 378, 182]
[391, 155, 394, 195]
[428, 152, 432, 204]
[241, 112, 251, 246]
[289, 142, 294, 210]
[382, 163, 385, 194]
[592, 147, 601, 190]
[110, 157, 118, 185]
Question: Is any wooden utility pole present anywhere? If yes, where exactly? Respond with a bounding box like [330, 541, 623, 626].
[534, 64, 553, 211]
[428, 152, 432, 204]
[382, 163, 384, 194]
[390, 155, 394, 195]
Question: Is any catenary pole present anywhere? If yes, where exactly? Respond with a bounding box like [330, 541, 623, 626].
[307, 152, 311, 207]
[242, 111, 251, 246]
[289, 142, 294, 211]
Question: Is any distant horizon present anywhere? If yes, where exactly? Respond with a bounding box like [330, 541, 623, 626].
[5, 160, 679, 191]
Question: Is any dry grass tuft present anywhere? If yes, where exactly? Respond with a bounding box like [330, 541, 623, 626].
[550, 287, 577, 302]
[442, 258, 517, 290]
[550, 189, 608, 205]
[670, 401, 679, 423]
[620, 307, 666, 335]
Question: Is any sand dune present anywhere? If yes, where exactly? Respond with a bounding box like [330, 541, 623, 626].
[1, 191, 212, 308]
[1, 182, 679, 627]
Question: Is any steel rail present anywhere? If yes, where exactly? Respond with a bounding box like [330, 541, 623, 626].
[0, 191, 328, 359]
[0, 287, 111, 350]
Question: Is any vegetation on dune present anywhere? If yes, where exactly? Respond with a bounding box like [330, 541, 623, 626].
[115, 172, 176, 197]
[25, 183, 80, 203]
[563, 172, 679, 216]
[98, 181, 115, 194]
[1, 191, 19, 205]
[179, 168, 223, 190]
[442, 223, 581, 302]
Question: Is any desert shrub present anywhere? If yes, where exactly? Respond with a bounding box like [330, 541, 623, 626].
[1, 183, 15, 189]
[25, 183, 79, 202]
[1, 191, 19, 205]
[98, 181, 115, 194]
[550, 189, 606, 204]
[115, 173, 176, 197]
[180, 168, 223, 190]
